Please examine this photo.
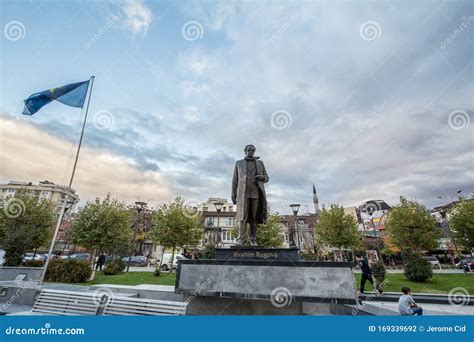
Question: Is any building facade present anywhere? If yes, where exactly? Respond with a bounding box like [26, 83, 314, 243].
[201, 198, 237, 248]
[0, 180, 80, 214]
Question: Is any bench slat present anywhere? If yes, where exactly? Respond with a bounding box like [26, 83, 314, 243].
[104, 308, 179, 316]
[106, 300, 185, 310]
[35, 298, 99, 309]
[103, 305, 184, 315]
[103, 297, 187, 316]
[32, 303, 98, 314]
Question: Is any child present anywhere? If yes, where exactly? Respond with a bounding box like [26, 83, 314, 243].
[398, 287, 423, 315]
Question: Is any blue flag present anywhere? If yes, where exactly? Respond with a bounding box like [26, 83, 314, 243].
[22, 80, 90, 115]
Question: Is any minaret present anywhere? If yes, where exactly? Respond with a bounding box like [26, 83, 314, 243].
[313, 185, 319, 214]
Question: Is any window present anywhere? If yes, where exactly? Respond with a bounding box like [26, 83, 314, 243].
[229, 206, 233, 212]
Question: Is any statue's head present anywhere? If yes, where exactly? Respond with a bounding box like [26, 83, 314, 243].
[244, 144, 256, 157]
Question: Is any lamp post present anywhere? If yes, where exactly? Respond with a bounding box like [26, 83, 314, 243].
[214, 202, 224, 248]
[127, 201, 147, 272]
[290, 204, 301, 250]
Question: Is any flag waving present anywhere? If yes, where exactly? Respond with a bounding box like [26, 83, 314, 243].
[22, 80, 90, 115]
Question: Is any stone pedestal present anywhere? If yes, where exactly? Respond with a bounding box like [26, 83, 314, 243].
[176, 259, 356, 305]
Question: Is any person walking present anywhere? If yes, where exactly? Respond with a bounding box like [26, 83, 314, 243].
[356, 255, 374, 294]
[398, 287, 423, 315]
[96, 252, 106, 271]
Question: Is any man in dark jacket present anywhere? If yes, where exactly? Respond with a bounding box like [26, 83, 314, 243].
[96, 252, 106, 271]
[356, 255, 374, 294]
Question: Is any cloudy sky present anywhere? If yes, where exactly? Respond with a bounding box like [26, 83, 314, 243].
[1, 0, 472, 214]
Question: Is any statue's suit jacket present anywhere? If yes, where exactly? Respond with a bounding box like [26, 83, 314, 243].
[232, 158, 269, 224]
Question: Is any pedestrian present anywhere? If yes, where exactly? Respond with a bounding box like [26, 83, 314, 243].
[96, 252, 106, 271]
[398, 287, 423, 315]
[356, 255, 375, 294]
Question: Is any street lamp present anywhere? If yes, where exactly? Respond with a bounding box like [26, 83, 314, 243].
[290, 204, 301, 250]
[127, 201, 147, 272]
[214, 202, 224, 248]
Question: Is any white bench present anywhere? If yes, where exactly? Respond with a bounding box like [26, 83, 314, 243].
[102, 296, 187, 316]
[10, 289, 103, 316]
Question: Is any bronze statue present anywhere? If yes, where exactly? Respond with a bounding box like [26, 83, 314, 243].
[232, 145, 269, 245]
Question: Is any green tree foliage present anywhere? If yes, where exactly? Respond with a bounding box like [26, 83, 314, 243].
[385, 196, 441, 253]
[230, 213, 284, 247]
[449, 199, 474, 252]
[402, 249, 433, 282]
[0, 190, 55, 266]
[151, 197, 203, 270]
[69, 194, 133, 254]
[257, 213, 284, 247]
[316, 204, 361, 260]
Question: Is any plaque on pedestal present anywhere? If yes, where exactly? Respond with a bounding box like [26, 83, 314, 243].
[215, 246, 299, 262]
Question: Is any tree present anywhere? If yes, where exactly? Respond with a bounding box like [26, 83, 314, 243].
[316, 204, 362, 261]
[257, 213, 285, 247]
[151, 197, 203, 270]
[385, 196, 441, 253]
[231, 212, 284, 247]
[68, 194, 133, 257]
[449, 198, 474, 253]
[0, 190, 55, 266]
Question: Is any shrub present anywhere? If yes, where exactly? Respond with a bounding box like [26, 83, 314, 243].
[371, 261, 386, 284]
[203, 244, 216, 259]
[403, 250, 433, 282]
[23, 259, 45, 267]
[154, 268, 161, 277]
[103, 259, 126, 275]
[45, 259, 91, 283]
[300, 251, 318, 261]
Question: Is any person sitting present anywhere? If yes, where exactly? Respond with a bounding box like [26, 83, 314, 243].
[398, 287, 423, 315]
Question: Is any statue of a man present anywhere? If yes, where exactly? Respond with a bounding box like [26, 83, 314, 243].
[232, 144, 269, 245]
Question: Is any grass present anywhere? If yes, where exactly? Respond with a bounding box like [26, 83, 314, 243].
[354, 273, 474, 294]
[82, 271, 177, 286]
[78, 272, 472, 295]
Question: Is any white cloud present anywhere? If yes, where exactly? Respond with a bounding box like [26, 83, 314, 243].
[122, 0, 153, 36]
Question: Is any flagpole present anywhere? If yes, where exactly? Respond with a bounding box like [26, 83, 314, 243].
[39, 76, 95, 285]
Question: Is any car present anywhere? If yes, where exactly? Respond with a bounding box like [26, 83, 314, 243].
[160, 254, 188, 271]
[424, 256, 442, 269]
[457, 258, 474, 272]
[67, 253, 91, 261]
[22, 253, 46, 262]
[0, 249, 5, 266]
[122, 255, 148, 267]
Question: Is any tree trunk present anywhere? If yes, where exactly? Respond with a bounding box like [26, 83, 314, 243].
[170, 246, 176, 272]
